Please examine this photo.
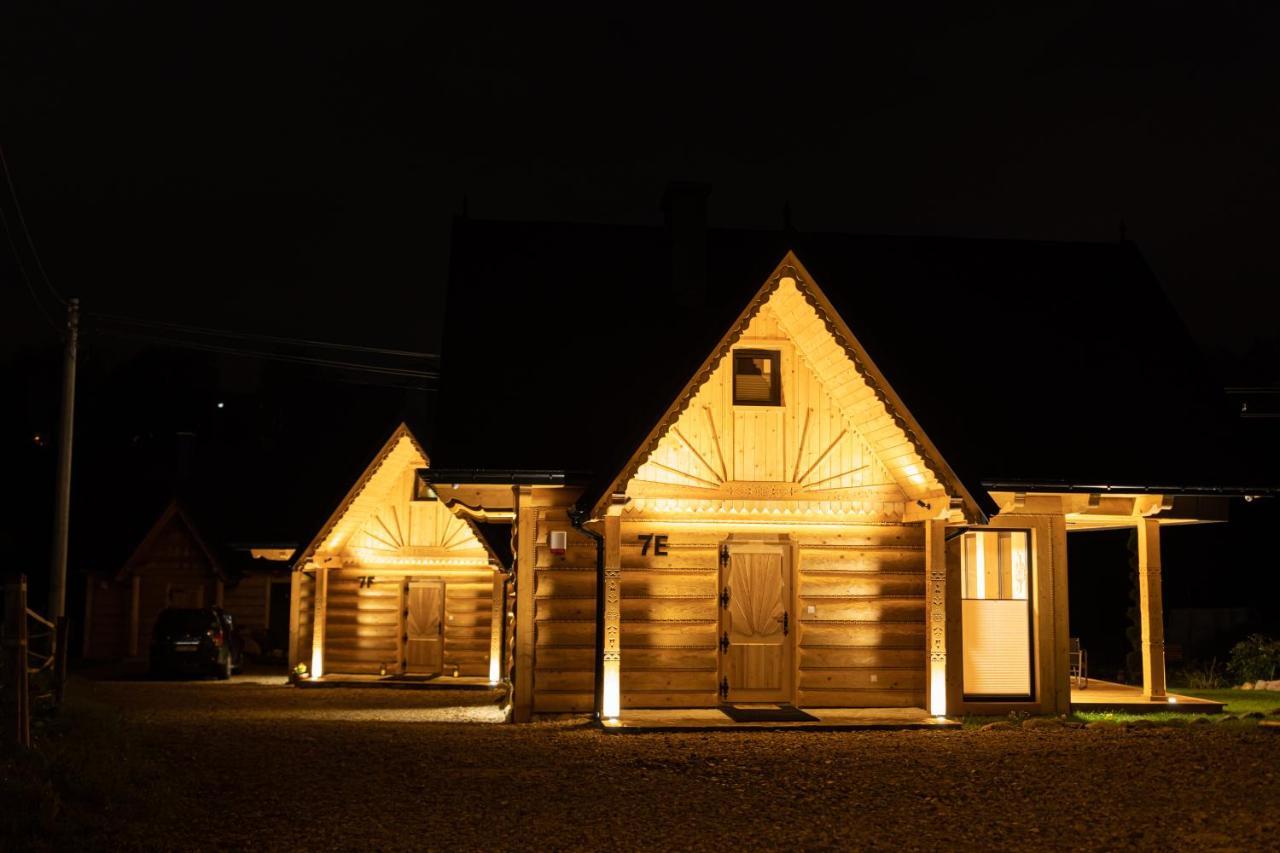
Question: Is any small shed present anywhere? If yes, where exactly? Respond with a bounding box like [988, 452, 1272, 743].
[83, 500, 227, 660]
[82, 500, 293, 661]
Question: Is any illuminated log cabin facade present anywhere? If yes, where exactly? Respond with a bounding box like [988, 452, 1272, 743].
[428, 205, 1258, 722]
[289, 425, 506, 683]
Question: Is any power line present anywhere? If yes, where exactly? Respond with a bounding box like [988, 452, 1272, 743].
[0, 142, 64, 305]
[97, 328, 438, 382]
[89, 311, 439, 361]
[0, 198, 60, 332]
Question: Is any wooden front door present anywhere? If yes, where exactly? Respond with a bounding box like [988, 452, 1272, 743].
[405, 582, 444, 675]
[720, 542, 792, 702]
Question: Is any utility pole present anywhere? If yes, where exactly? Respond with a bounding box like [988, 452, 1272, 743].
[49, 297, 78, 620]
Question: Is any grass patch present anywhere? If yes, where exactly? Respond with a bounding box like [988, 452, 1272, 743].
[1177, 689, 1280, 716]
[1, 680, 168, 851]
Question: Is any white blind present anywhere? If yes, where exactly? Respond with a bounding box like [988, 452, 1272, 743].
[962, 599, 1032, 697]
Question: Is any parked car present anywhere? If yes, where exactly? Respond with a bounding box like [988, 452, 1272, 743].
[149, 607, 244, 679]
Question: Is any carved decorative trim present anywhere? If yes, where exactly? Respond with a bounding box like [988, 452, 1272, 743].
[594, 262, 978, 523]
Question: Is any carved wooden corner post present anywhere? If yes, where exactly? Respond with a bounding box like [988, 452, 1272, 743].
[512, 486, 537, 722]
[287, 570, 301, 672]
[924, 517, 948, 716]
[1136, 518, 1167, 700]
[310, 565, 329, 679]
[602, 497, 626, 719]
[488, 570, 505, 684]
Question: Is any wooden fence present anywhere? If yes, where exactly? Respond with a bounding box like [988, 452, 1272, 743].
[3, 575, 69, 749]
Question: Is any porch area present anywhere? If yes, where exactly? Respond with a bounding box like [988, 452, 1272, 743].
[1070, 678, 1224, 713]
[603, 706, 960, 732]
[296, 673, 497, 690]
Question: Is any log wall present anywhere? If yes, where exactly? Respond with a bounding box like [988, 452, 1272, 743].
[529, 517, 926, 711]
[223, 575, 268, 631]
[795, 524, 925, 708]
[319, 569, 494, 676]
[84, 580, 129, 660]
[532, 505, 597, 713]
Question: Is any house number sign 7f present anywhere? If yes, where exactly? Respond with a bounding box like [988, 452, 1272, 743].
[638, 534, 669, 556]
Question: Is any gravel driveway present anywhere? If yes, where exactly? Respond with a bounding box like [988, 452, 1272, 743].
[72, 675, 1280, 851]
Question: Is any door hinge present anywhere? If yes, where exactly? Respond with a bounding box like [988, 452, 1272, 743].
[782, 611, 789, 636]
[719, 632, 729, 654]
[719, 543, 730, 568]
[719, 676, 729, 700]
[720, 586, 731, 609]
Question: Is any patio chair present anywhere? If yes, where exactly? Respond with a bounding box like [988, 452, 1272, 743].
[1069, 637, 1088, 689]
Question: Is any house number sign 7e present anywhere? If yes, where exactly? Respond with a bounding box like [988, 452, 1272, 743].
[637, 534, 669, 556]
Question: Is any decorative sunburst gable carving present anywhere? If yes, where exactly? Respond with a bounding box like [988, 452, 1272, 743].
[295, 423, 494, 569]
[631, 301, 901, 499]
[604, 255, 982, 522]
[349, 473, 485, 555]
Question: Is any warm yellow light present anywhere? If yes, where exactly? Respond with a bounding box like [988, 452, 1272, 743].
[488, 653, 501, 684]
[974, 533, 986, 599]
[310, 645, 324, 680]
[929, 666, 947, 716]
[602, 662, 621, 719]
[347, 550, 490, 567]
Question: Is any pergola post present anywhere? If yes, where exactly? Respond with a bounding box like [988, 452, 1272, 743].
[924, 517, 948, 716]
[601, 500, 624, 719]
[310, 566, 329, 679]
[512, 486, 536, 722]
[1136, 518, 1167, 700]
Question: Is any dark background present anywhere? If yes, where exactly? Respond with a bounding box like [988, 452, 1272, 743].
[2, 4, 1278, 673]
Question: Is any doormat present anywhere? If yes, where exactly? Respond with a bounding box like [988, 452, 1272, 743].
[384, 674, 440, 683]
[722, 704, 819, 723]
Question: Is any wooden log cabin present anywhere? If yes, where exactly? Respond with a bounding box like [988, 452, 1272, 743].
[426, 194, 1272, 722]
[289, 424, 507, 683]
[83, 499, 291, 662]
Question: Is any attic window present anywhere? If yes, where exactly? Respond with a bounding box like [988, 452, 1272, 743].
[412, 478, 438, 501]
[733, 349, 781, 406]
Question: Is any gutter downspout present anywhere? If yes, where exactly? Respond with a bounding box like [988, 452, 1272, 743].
[568, 506, 605, 721]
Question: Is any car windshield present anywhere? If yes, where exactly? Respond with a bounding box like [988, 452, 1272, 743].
[155, 609, 214, 634]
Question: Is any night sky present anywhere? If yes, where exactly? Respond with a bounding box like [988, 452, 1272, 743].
[3, 5, 1279, 666]
[3, 4, 1280, 369]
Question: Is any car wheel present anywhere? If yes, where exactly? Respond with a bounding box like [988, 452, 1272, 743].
[217, 653, 232, 680]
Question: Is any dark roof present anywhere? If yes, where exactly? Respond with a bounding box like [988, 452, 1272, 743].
[73, 409, 436, 581]
[437, 216, 1272, 516]
[475, 521, 513, 571]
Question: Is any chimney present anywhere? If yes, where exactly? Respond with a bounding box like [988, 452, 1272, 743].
[174, 430, 196, 487]
[661, 182, 711, 307]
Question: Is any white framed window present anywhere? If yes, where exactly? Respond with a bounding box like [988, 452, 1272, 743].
[961, 529, 1034, 700]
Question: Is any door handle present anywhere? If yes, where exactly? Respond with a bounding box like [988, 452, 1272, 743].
[781, 611, 789, 636]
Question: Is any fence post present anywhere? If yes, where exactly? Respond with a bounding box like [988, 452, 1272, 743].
[54, 615, 69, 707]
[4, 575, 31, 748]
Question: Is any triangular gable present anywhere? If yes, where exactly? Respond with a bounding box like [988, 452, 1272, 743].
[116, 499, 227, 582]
[592, 252, 983, 522]
[295, 423, 502, 569]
